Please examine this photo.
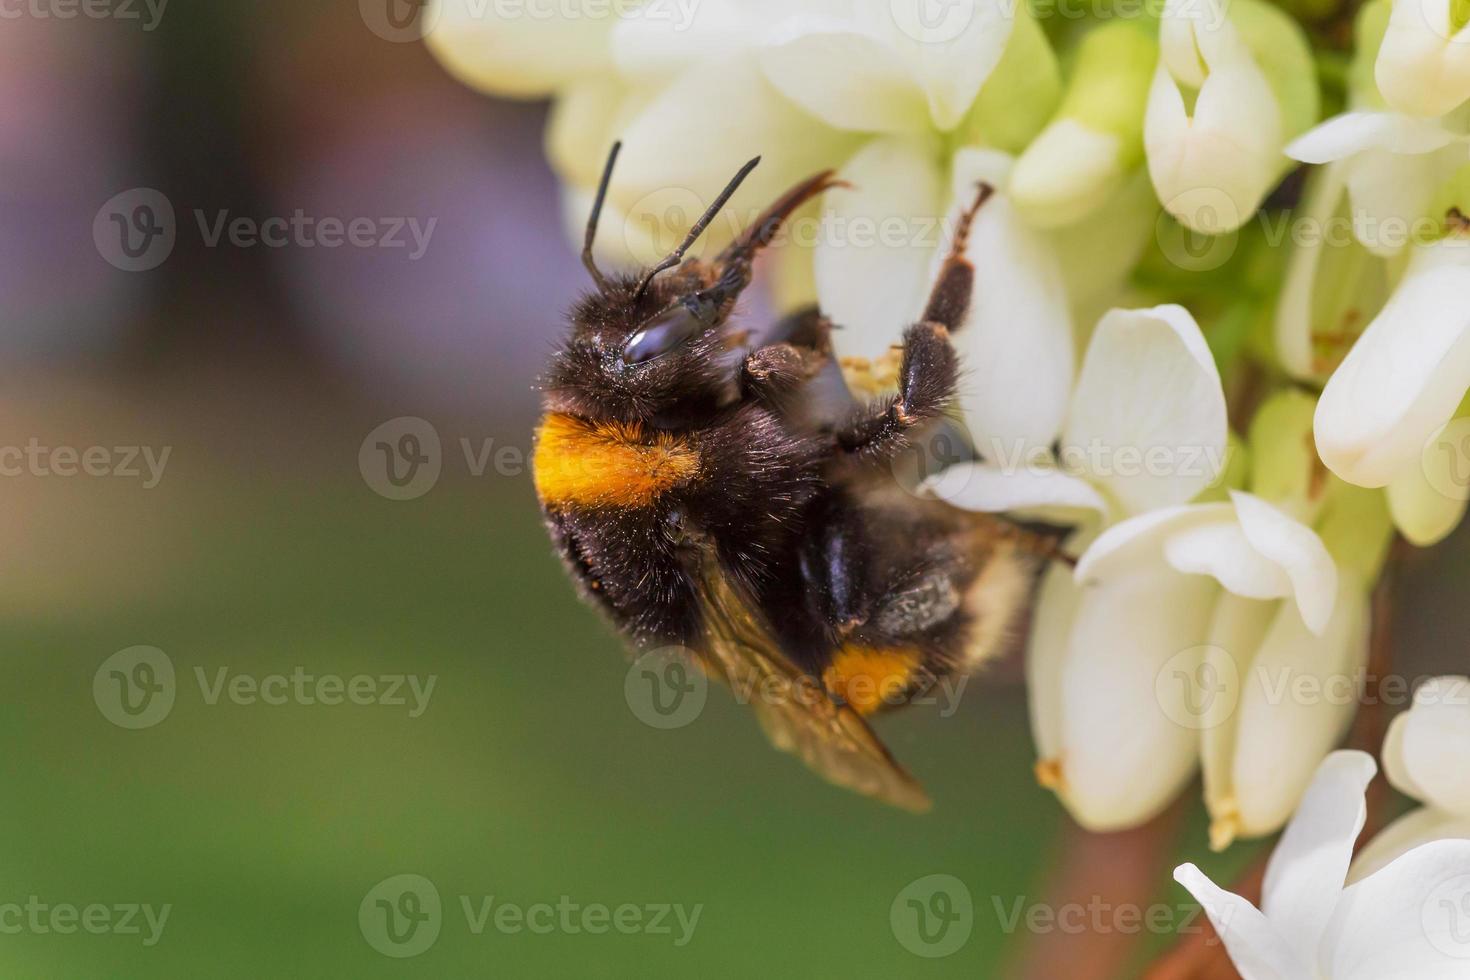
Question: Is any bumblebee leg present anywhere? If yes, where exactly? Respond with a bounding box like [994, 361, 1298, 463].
[832, 184, 994, 461]
[740, 343, 823, 403]
[922, 182, 993, 332]
[766, 304, 832, 355]
[835, 322, 958, 460]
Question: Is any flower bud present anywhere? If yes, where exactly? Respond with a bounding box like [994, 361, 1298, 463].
[1010, 22, 1158, 228]
[1376, 0, 1470, 118]
[1146, 0, 1319, 233]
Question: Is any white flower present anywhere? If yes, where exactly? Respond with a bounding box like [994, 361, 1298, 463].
[1146, 0, 1319, 233]
[1053, 490, 1357, 839]
[757, 0, 1017, 134]
[1286, 109, 1470, 258]
[750, 2, 1087, 454]
[1177, 750, 1470, 978]
[939, 380, 1387, 839]
[818, 146, 1077, 461]
[1313, 234, 1470, 545]
[929, 302, 1226, 525]
[1376, 0, 1470, 119]
[1272, 162, 1394, 383]
[426, 0, 860, 268]
[1354, 676, 1470, 879]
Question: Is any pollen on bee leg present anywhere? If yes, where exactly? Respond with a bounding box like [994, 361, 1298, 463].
[1034, 758, 1065, 792]
[1210, 801, 1241, 853]
[822, 646, 919, 716]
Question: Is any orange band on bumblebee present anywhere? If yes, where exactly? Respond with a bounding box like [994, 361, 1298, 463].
[533, 412, 700, 509]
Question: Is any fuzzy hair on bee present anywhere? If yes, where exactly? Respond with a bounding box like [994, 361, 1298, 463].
[532, 142, 1069, 812]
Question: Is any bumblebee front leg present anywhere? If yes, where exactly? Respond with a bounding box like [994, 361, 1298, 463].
[834, 182, 994, 461]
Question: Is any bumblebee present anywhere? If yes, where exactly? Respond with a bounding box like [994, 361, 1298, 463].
[533, 144, 1063, 811]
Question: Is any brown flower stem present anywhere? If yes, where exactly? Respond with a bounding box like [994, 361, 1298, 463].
[1007, 800, 1187, 980]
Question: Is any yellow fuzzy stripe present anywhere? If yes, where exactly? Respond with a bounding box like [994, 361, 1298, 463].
[533, 412, 700, 508]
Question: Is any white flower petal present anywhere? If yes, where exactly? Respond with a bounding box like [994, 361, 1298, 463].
[863, 0, 1016, 130]
[1230, 491, 1338, 635]
[946, 148, 1074, 452]
[1286, 111, 1464, 163]
[1063, 305, 1228, 517]
[1173, 864, 1306, 980]
[1200, 594, 1280, 838]
[1026, 563, 1082, 765]
[1396, 676, 1470, 818]
[1352, 808, 1470, 882]
[425, 0, 615, 97]
[1387, 454, 1470, 547]
[1164, 520, 1294, 601]
[1074, 502, 1233, 583]
[1383, 708, 1427, 803]
[1052, 564, 1217, 831]
[615, 53, 861, 258]
[1230, 590, 1370, 840]
[546, 80, 652, 188]
[758, 25, 929, 133]
[1376, 0, 1470, 118]
[924, 462, 1109, 521]
[1145, 59, 1282, 234]
[612, 0, 786, 84]
[1345, 145, 1465, 258]
[1010, 119, 1126, 228]
[1259, 750, 1376, 952]
[1314, 239, 1470, 488]
[1323, 839, 1470, 978]
[815, 135, 943, 361]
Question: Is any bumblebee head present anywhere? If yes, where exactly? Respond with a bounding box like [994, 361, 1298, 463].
[540, 144, 764, 429]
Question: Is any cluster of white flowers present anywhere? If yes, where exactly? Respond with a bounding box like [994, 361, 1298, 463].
[428, 0, 1470, 971]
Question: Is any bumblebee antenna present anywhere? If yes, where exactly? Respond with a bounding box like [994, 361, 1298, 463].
[582, 141, 621, 294]
[633, 155, 761, 301]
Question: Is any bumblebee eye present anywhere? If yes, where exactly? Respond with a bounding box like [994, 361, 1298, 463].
[621, 303, 705, 366]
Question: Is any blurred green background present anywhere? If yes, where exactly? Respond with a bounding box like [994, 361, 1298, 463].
[4, 1, 1465, 977]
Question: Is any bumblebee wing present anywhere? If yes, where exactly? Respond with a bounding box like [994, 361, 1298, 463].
[690, 550, 931, 814]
